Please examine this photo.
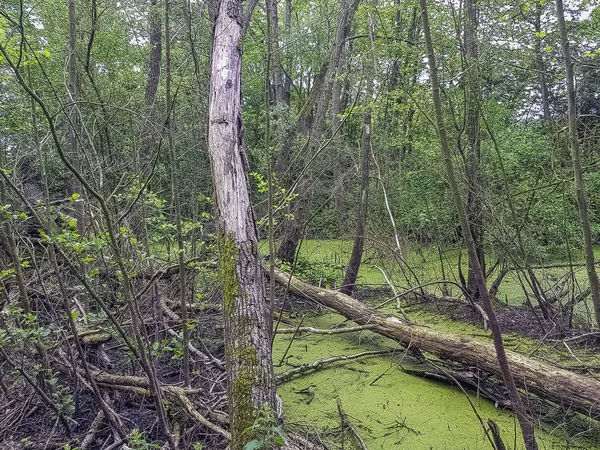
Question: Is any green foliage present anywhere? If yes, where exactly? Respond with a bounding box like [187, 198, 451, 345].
[126, 430, 160, 450]
[242, 404, 288, 450]
[48, 375, 75, 419]
[2, 0, 600, 447]
[278, 257, 345, 287]
[61, 444, 80, 450]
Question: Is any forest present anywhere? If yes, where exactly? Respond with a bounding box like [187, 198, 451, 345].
[1, 0, 600, 449]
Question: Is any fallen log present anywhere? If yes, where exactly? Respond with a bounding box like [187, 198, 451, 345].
[271, 267, 600, 419]
[277, 350, 391, 383]
[276, 324, 376, 335]
[91, 371, 231, 439]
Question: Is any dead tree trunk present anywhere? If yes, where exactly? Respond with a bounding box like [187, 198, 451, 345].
[272, 266, 600, 421]
[556, 0, 600, 327]
[207, 0, 277, 447]
[340, 94, 371, 295]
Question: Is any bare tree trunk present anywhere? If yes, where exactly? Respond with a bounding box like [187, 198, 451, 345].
[331, 50, 347, 225]
[419, 1, 538, 448]
[277, 0, 360, 263]
[556, 0, 600, 327]
[388, 3, 420, 161]
[341, 20, 374, 296]
[535, 2, 551, 120]
[463, 0, 484, 300]
[277, 176, 310, 263]
[340, 87, 371, 296]
[283, 0, 292, 104]
[266, 0, 284, 105]
[67, 0, 85, 235]
[132, 0, 163, 246]
[207, 0, 277, 447]
[145, 0, 162, 109]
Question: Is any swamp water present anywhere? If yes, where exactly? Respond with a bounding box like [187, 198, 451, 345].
[273, 312, 600, 449]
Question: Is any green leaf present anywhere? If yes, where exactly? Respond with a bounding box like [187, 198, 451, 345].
[243, 440, 263, 450]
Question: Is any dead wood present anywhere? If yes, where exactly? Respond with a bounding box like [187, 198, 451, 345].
[81, 410, 104, 449]
[276, 324, 376, 335]
[336, 397, 369, 450]
[486, 419, 507, 450]
[398, 359, 511, 409]
[277, 350, 391, 383]
[91, 371, 231, 439]
[271, 267, 600, 419]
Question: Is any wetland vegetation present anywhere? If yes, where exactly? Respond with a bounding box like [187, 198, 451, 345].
[1, 0, 600, 449]
[272, 240, 600, 449]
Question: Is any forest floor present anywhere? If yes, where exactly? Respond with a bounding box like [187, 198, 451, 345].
[4, 239, 600, 449]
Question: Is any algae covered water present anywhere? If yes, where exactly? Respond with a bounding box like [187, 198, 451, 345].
[273, 312, 599, 449]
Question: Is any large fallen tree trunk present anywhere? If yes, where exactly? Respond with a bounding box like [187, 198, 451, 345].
[272, 267, 600, 419]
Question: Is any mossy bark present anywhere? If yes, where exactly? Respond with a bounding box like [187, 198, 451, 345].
[219, 234, 276, 448]
[208, 0, 277, 446]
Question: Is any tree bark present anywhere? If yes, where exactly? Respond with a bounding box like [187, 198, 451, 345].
[207, 0, 277, 447]
[266, 0, 284, 105]
[387, 3, 420, 161]
[145, 0, 162, 108]
[272, 266, 600, 421]
[131, 0, 163, 246]
[283, 0, 292, 104]
[67, 0, 85, 235]
[276, 0, 360, 263]
[419, 1, 538, 448]
[341, 32, 373, 296]
[556, 0, 600, 327]
[534, 2, 551, 120]
[463, 0, 484, 300]
[330, 46, 348, 225]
